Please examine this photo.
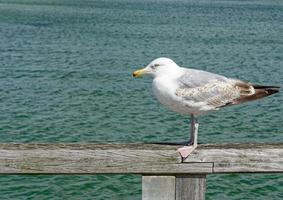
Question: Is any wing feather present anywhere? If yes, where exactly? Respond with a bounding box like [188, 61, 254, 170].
[175, 68, 277, 109]
[177, 68, 228, 88]
[176, 80, 240, 108]
[176, 70, 256, 108]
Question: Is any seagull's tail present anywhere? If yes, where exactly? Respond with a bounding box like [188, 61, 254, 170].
[253, 85, 280, 95]
[234, 84, 280, 104]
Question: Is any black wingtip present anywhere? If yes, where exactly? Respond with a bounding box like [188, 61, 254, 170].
[266, 88, 279, 95]
[253, 85, 280, 90]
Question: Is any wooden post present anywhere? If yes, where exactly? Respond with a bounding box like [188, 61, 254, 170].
[175, 175, 206, 200]
[142, 175, 206, 200]
[142, 176, 175, 200]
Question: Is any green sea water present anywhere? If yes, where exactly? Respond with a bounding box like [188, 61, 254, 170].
[0, 0, 282, 199]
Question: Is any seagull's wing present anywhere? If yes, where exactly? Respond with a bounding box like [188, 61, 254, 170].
[176, 68, 255, 109]
[177, 68, 229, 88]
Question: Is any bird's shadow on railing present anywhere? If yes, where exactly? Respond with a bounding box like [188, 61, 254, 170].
[146, 141, 203, 145]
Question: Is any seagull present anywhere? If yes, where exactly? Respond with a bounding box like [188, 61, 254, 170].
[133, 57, 279, 159]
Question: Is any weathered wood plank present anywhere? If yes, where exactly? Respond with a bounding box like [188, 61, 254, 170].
[175, 175, 206, 200]
[183, 143, 283, 173]
[0, 143, 212, 174]
[0, 143, 282, 174]
[142, 176, 175, 200]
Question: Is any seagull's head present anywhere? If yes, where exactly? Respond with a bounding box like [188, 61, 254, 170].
[133, 57, 180, 78]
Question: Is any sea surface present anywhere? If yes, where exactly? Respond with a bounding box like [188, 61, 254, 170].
[0, 0, 282, 199]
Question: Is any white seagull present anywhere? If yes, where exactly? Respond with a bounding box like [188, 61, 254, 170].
[133, 57, 279, 159]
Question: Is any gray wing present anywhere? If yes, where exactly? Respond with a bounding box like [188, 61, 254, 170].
[176, 68, 255, 108]
[177, 68, 229, 88]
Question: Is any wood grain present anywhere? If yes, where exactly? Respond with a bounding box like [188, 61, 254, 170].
[142, 176, 175, 200]
[175, 175, 206, 200]
[183, 143, 283, 173]
[0, 143, 281, 174]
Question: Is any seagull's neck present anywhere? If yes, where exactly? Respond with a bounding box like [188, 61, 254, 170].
[153, 66, 184, 80]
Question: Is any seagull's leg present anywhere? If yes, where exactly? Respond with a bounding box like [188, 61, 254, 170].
[177, 114, 198, 160]
[189, 115, 196, 145]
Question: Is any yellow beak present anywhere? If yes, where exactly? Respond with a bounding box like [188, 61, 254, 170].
[133, 68, 146, 77]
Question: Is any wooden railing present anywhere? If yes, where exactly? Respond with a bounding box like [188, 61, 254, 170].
[0, 143, 282, 199]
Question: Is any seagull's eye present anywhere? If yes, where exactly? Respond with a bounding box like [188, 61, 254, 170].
[152, 63, 160, 69]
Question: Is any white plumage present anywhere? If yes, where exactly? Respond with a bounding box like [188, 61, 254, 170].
[139, 57, 256, 116]
[133, 57, 279, 159]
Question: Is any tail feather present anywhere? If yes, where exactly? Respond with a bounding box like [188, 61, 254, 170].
[234, 84, 280, 104]
[253, 85, 280, 90]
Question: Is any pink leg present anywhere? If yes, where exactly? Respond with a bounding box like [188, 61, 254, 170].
[177, 115, 198, 160]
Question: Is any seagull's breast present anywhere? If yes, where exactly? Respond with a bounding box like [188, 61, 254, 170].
[152, 77, 176, 104]
[152, 77, 189, 114]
